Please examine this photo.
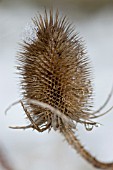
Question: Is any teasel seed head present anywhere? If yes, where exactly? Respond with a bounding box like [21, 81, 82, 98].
[18, 9, 94, 131]
[6, 9, 113, 169]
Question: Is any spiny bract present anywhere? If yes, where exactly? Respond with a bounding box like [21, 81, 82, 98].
[18, 10, 93, 131]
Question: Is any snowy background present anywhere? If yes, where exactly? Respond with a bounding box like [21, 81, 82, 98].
[0, 1, 113, 170]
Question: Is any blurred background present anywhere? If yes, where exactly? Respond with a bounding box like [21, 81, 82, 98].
[0, 0, 113, 170]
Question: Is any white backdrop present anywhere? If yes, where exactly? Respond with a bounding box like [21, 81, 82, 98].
[0, 2, 113, 170]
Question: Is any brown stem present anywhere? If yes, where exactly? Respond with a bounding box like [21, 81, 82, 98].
[0, 146, 14, 170]
[61, 127, 113, 169]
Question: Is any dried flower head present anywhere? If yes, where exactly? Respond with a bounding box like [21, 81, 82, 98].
[7, 9, 113, 169]
[19, 10, 95, 129]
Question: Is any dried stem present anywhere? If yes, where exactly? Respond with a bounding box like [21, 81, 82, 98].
[0, 146, 14, 170]
[61, 127, 113, 169]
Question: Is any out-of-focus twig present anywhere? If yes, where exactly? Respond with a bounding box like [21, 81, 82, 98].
[0, 145, 14, 170]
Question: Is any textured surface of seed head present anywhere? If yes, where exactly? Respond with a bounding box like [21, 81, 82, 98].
[18, 10, 93, 130]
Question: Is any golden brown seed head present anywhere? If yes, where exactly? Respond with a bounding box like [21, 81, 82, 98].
[18, 10, 93, 131]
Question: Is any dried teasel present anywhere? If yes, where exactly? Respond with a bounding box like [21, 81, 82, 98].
[6, 9, 113, 169]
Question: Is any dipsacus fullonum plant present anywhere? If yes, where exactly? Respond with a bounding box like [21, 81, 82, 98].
[7, 10, 113, 169]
